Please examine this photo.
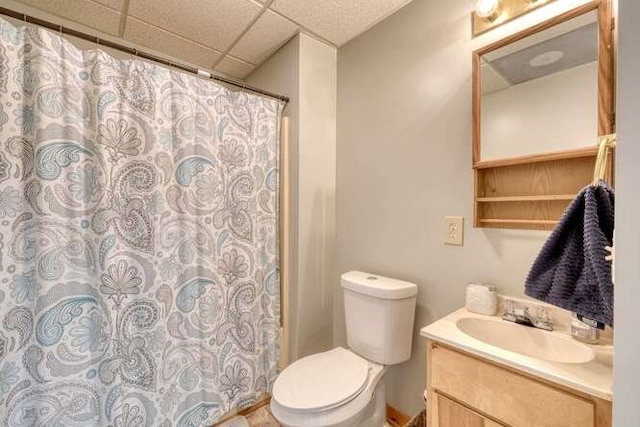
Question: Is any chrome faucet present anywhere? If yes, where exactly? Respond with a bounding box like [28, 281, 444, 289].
[502, 303, 553, 331]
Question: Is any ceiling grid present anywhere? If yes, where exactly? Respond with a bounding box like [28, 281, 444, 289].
[9, 0, 413, 79]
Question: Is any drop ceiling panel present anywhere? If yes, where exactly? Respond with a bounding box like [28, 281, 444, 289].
[270, 0, 411, 45]
[230, 10, 298, 65]
[128, 0, 262, 51]
[93, 0, 123, 10]
[7, 0, 417, 80]
[490, 23, 597, 85]
[13, 0, 121, 35]
[124, 17, 223, 69]
[215, 56, 255, 79]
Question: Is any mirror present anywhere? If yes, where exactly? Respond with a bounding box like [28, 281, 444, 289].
[473, 3, 613, 165]
[472, 1, 613, 230]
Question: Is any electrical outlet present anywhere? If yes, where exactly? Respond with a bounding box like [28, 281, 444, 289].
[444, 216, 464, 246]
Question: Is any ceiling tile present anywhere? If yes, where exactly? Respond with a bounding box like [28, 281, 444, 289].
[93, 0, 123, 10]
[270, 0, 411, 46]
[13, 0, 121, 35]
[230, 10, 298, 65]
[124, 18, 223, 69]
[215, 56, 255, 79]
[128, 0, 262, 51]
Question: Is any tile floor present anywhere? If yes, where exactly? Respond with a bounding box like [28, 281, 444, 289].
[221, 403, 399, 426]
[244, 405, 280, 426]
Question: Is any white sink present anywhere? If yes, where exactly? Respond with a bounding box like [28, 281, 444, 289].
[456, 317, 595, 364]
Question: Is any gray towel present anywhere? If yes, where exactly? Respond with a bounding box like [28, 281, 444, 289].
[525, 180, 614, 326]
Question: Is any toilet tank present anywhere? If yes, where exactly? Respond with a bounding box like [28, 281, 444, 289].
[341, 271, 418, 365]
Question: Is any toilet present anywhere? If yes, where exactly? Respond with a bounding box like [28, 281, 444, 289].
[271, 271, 418, 427]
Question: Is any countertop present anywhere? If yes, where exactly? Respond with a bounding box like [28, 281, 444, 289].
[420, 308, 613, 401]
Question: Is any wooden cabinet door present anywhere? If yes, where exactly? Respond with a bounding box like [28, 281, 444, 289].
[430, 344, 595, 426]
[426, 340, 611, 427]
[434, 393, 504, 427]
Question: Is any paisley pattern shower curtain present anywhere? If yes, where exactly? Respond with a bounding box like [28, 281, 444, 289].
[0, 18, 282, 426]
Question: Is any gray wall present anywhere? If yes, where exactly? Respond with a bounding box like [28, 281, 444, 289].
[246, 37, 301, 366]
[613, 0, 640, 424]
[336, 0, 551, 415]
[246, 33, 337, 364]
[294, 33, 337, 360]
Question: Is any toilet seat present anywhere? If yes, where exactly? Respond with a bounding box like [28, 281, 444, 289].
[272, 347, 369, 412]
[271, 347, 386, 427]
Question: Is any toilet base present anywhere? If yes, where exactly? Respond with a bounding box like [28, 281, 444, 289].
[356, 378, 386, 426]
[271, 377, 386, 427]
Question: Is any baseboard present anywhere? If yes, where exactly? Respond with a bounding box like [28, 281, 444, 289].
[237, 397, 271, 416]
[386, 403, 411, 427]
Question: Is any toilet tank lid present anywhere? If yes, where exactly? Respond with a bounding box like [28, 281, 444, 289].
[341, 271, 417, 299]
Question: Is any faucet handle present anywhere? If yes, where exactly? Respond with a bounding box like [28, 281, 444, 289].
[536, 307, 550, 322]
[502, 300, 516, 322]
[534, 307, 554, 331]
[505, 299, 515, 314]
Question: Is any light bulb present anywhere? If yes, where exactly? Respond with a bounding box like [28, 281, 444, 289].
[475, 0, 501, 20]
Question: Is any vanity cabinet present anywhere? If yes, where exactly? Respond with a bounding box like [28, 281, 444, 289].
[426, 340, 612, 427]
[432, 392, 504, 427]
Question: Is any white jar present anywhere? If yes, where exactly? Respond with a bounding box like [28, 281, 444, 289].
[465, 283, 498, 316]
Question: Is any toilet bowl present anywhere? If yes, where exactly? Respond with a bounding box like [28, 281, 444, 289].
[270, 347, 387, 427]
[270, 272, 418, 427]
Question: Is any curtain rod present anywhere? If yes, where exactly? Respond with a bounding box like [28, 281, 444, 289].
[0, 6, 290, 104]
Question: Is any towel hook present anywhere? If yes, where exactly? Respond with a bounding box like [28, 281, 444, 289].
[592, 134, 617, 186]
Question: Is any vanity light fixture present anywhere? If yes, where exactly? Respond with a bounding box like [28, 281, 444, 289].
[472, 0, 559, 37]
[475, 0, 502, 21]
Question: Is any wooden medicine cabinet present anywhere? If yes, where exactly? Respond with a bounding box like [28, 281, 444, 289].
[472, 0, 614, 230]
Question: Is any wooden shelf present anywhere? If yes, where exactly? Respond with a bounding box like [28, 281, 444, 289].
[479, 219, 559, 226]
[477, 195, 576, 203]
[473, 152, 610, 231]
[473, 146, 598, 169]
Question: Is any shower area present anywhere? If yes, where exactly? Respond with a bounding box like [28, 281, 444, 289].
[0, 13, 287, 426]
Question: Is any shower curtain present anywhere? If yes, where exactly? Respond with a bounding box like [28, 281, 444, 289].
[0, 18, 282, 426]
